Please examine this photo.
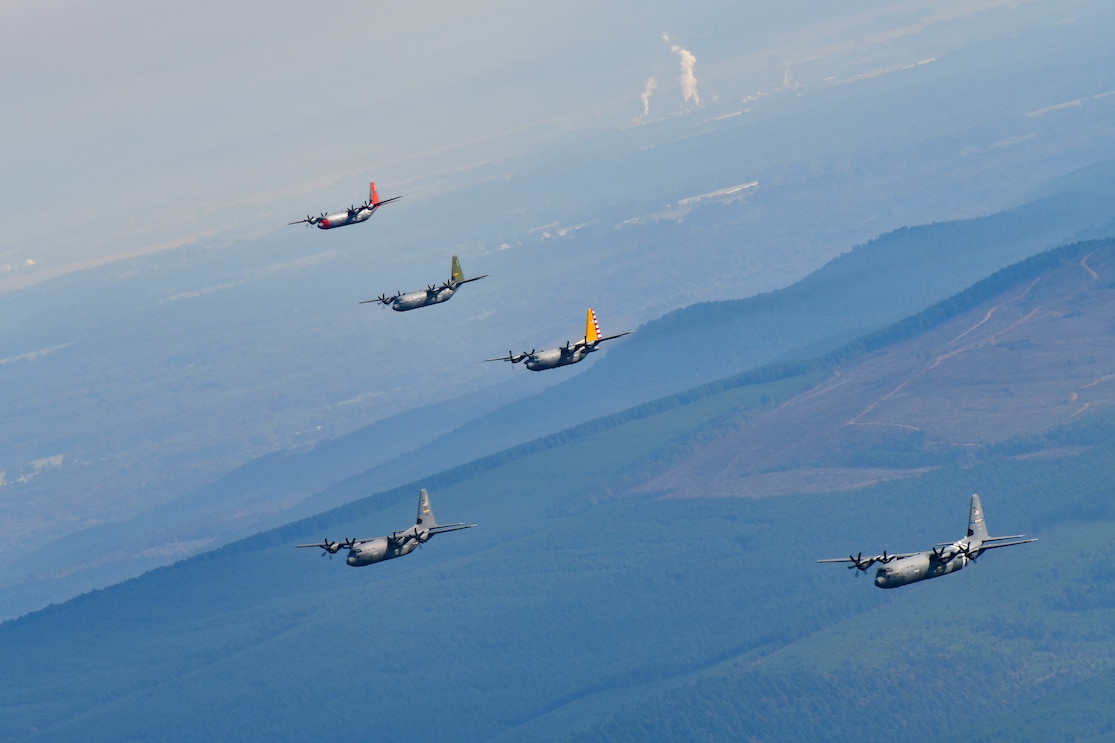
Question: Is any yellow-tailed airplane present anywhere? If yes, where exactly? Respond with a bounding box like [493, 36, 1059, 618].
[485, 309, 630, 371]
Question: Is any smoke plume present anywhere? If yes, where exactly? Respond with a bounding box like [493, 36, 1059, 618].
[661, 33, 700, 108]
[671, 45, 700, 107]
[641, 77, 657, 117]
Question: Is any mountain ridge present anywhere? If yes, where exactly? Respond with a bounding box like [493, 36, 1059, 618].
[7, 168, 1114, 622]
[6, 237, 1115, 740]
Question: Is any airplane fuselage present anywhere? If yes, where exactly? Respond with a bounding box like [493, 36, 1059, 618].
[524, 344, 596, 371]
[315, 206, 379, 230]
[392, 286, 457, 311]
[345, 534, 420, 566]
[873, 544, 975, 588]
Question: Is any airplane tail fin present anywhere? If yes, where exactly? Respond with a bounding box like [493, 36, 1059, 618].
[967, 494, 989, 541]
[369, 181, 380, 206]
[585, 308, 602, 344]
[451, 255, 465, 284]
[416, 488, 437, 530]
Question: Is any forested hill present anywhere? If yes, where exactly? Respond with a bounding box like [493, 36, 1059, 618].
[641, 237, 1115, 498]
[11, 169, 1113, 627]
[310, 171, 1115, 503]
[5, 239, 1115, 740]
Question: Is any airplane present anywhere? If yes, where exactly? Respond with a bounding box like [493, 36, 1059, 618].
[818, 494, 1036, 588]
[360, 255, 488, 311]
[484, 308, 630, 371]
[296, 488, 475, 567]
[287, 181, 401, 230]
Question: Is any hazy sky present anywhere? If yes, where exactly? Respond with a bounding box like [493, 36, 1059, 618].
[4, 0, 1115, 619]
[2, 0, 983, 281]
[1, 1, 683, 270]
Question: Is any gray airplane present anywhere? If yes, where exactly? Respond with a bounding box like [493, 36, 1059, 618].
[818, 494, 1036, 588]
[361, 255, 487, 311]
[288, 181, 401, 230]
[485, 308, 630, 371]
[296, 488, 475, 567]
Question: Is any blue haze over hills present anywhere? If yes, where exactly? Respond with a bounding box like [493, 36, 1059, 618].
[5, 232, 1115, 740]
[4, 0, 1115, 617]
[4, 165, 1115, 621]
[5, 3, 1115, 737]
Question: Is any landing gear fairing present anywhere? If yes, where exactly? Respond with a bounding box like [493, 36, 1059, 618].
[288, 181, 401, 230]
[361, 255, 487, 311]
[817, 494, 1036, 588]
[485, 309, 630, 371]
[296, 488, 475, 567]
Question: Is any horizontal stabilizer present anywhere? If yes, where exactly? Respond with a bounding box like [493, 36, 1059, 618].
[428, 523, 477, 535]
[936, 534, 1028, 546]
[977, 538, 1037, 552]
[597, 331, 632, 344]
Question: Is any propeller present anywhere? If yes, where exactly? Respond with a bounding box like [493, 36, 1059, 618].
[484, 350, 532, 363]
[847, 552, 874, 573]
[316, 538, 344, 557]
[359, 292, 396, 306]
[287, 214, 318, 226]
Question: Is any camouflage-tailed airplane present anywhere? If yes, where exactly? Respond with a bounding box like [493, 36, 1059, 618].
[288, 181, 401, 230]
[818, 494, 1035, 588]
[296, 488, 475, 567]
[485, 309, 630, 371]
[361, 255, 487, 311]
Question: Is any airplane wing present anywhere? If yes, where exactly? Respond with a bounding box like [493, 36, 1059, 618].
[484, 351, 527, 363]
[296, 538, 349, 554]
[817, 552, 920, 565]
[295, 537, 373, 553]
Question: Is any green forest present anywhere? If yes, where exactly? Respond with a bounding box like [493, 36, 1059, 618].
[6, 234, 1115, 740]
[5, 321, 1115, 740]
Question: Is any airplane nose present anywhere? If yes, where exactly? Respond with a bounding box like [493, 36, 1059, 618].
[346, 553, 358, 566]
[874, 573, 887, 587]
